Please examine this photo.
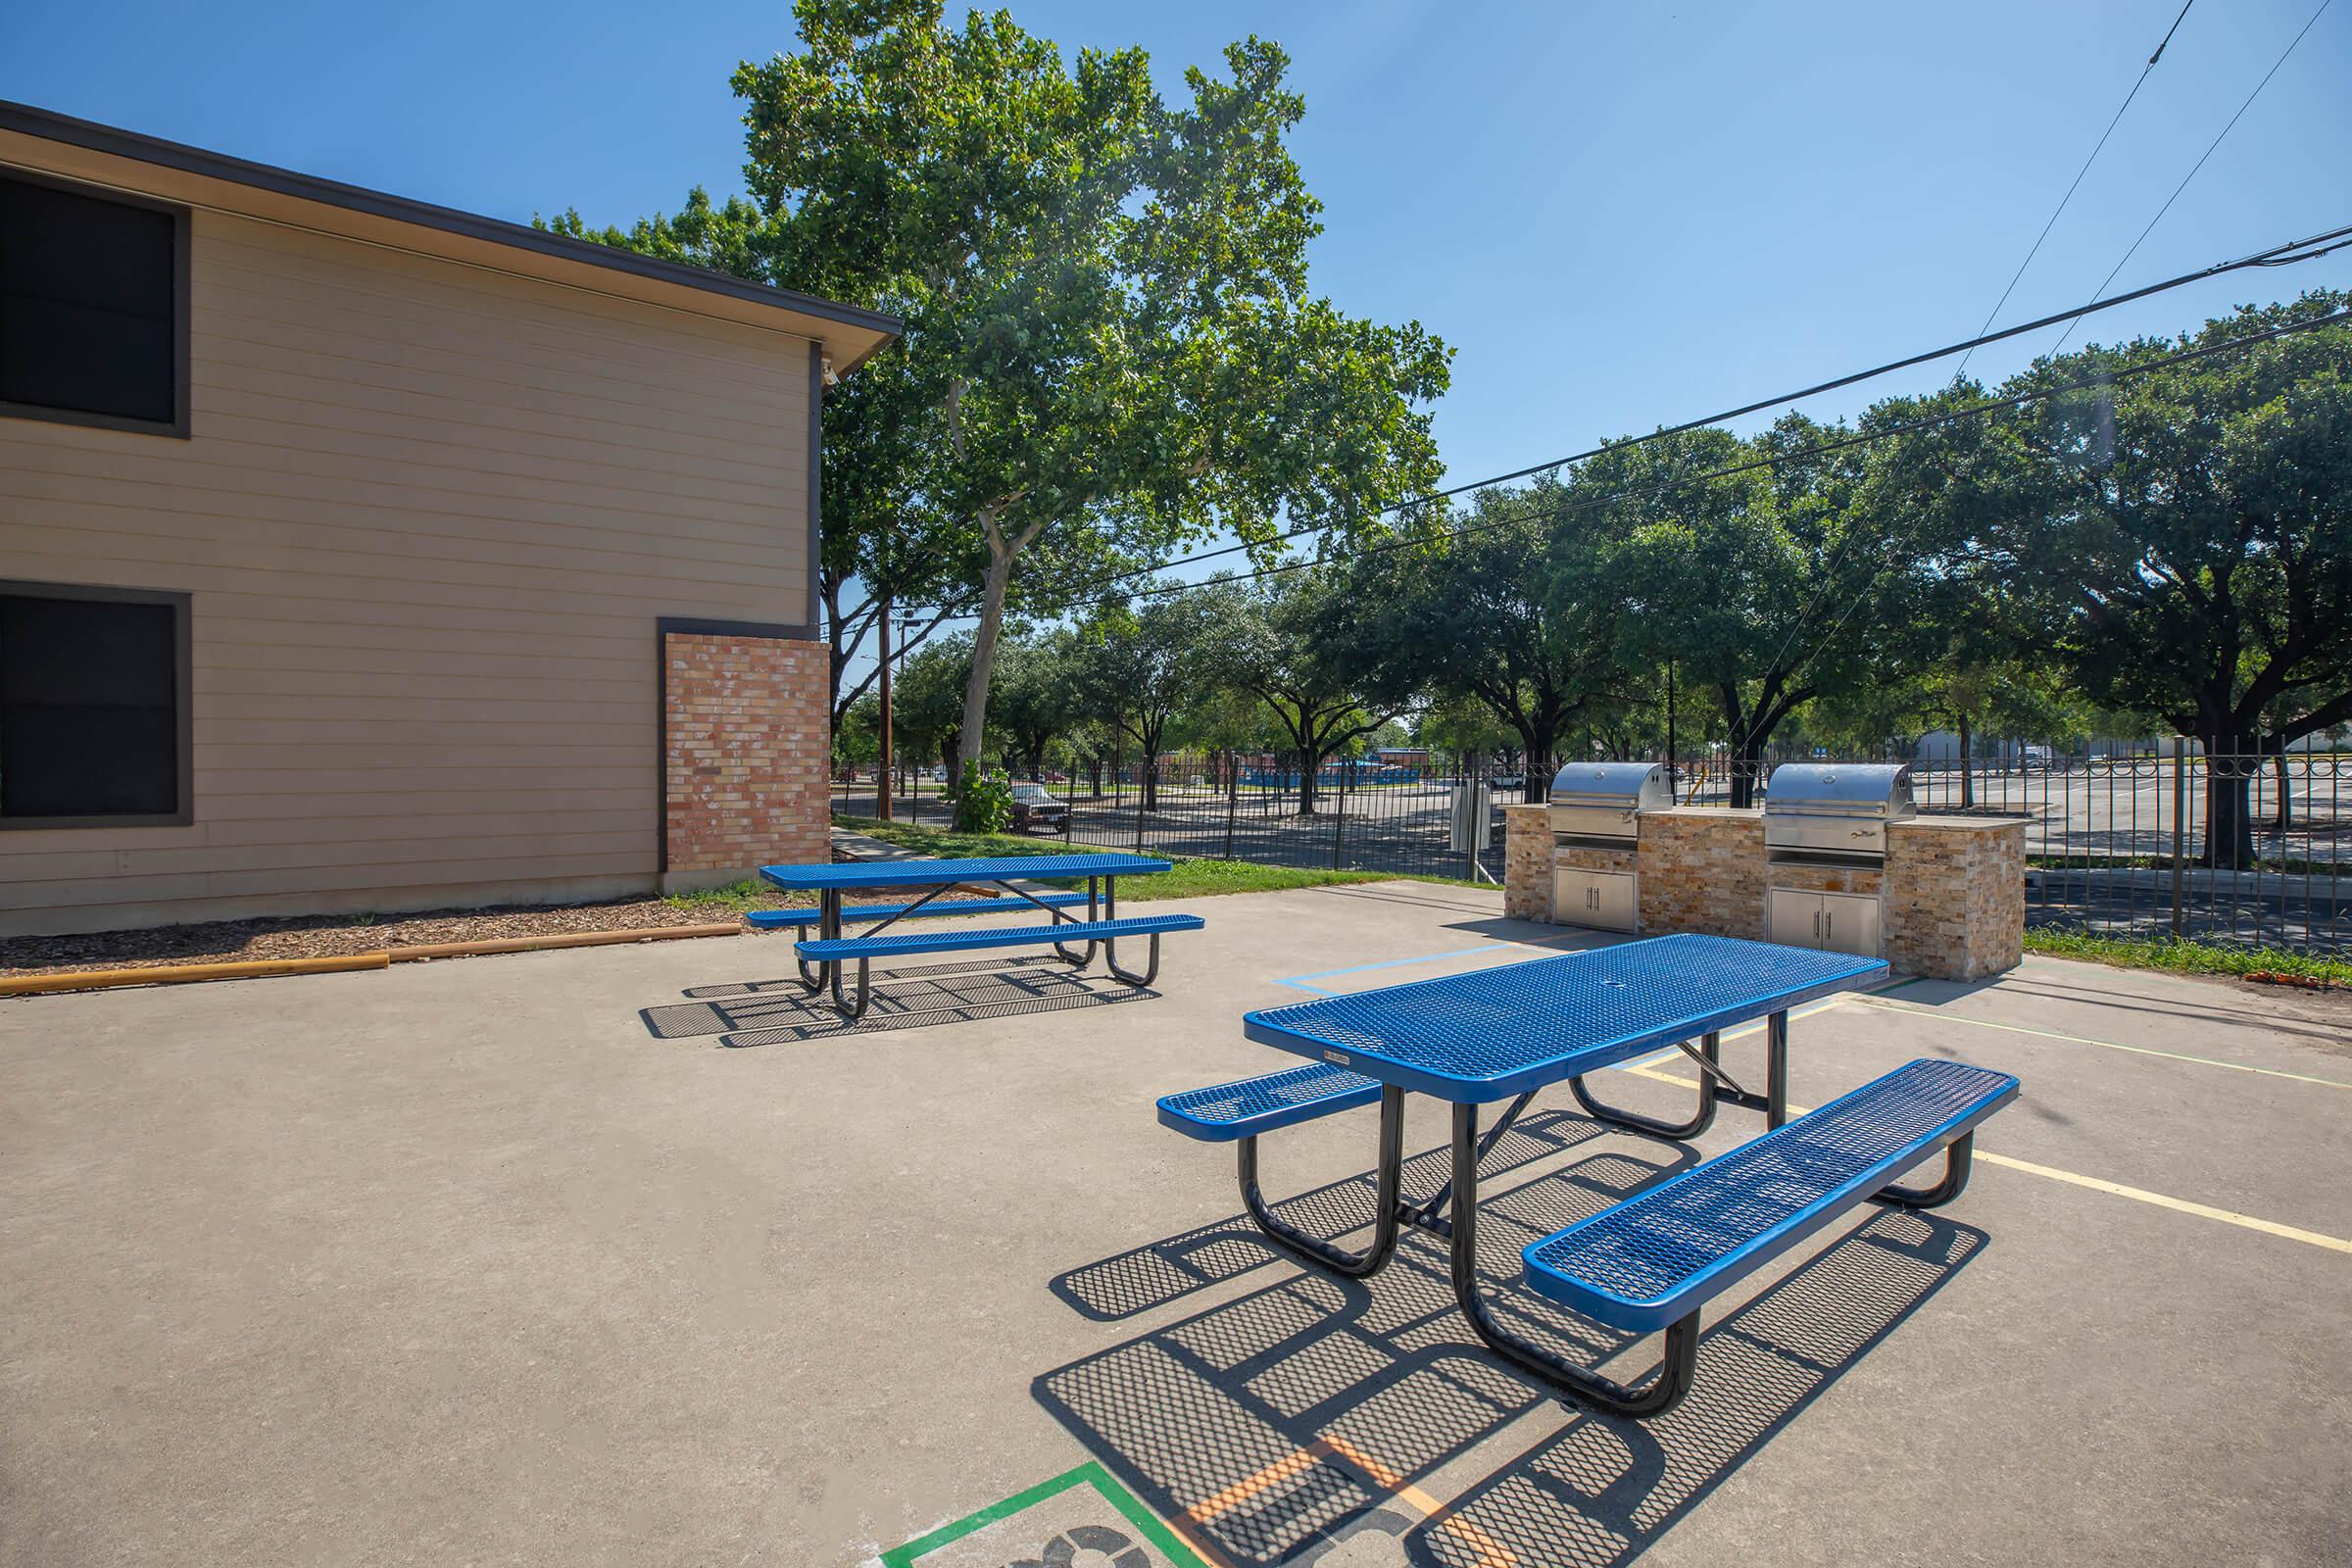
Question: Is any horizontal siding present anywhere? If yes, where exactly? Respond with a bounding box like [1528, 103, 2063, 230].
[0, 204, 818, 935]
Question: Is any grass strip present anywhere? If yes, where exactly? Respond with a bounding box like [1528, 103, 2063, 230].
[830, 814, 1426, 899]
[2023, 927, 2348, 988]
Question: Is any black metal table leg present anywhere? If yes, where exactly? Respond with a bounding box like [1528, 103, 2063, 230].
[1240, 1085, 1406, 1277]
[1446, 1099, 1700, 1417]
[1568, 1032, 1723, 1141]
[799, 889, 839, 993]
[1766, 1010, 1789, 1129]
[1054, 875, 1102, 968]
[1876, 1131, 1977, 1208]
[1101, 874, 1159, 985]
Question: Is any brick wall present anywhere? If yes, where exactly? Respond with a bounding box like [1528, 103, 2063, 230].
[1886, 817, 2027, 980]
[1502, 805, 1553, 921]
[1638, 808, 1766, 939]
[662, 631, 829, 885]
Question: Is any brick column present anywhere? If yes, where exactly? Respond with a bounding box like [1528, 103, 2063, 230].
[1502, 804, 1553, 921]
[1637, 808, 1766, 939]
[1885, 817, 2027, 980]
[662, 630, 829, 889]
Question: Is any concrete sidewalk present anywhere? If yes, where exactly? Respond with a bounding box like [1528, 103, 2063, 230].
[1, 881, 2345, 1566]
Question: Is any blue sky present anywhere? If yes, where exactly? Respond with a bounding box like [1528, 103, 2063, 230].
[11, 0, 2349, 544]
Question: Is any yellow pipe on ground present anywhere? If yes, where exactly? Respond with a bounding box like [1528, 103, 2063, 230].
[0, 952, 389, 997]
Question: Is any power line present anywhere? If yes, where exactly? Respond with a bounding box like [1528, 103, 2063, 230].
[1102, 304, 2352, 614]
[2050, 0, 2334, 357]
[879, 304, 2349, 692]
[894, 220, 2350, 629]
[1952, 0, 2195, 381]
[1043, 220, 2350, 608]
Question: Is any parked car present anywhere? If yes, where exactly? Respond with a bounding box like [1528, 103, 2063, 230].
[1008, 782, 1070, 834]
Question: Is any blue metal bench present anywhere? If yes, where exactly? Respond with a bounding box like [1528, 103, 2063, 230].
[746, 893, 1088, 929]
[1157, 1063, 1384, 1141]
[796, 913, 1205, 1020]
[1512, 1057, 2017, 1411]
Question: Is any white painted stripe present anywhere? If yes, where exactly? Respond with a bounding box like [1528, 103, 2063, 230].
[1850, 998, 2352, 1089]
[1617, 1063, 2352, 1253]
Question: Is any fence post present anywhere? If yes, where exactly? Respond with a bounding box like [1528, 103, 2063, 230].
[1331, 762, 1347, 869]
[1134, 760, 1148, 850]
[1224, 753, 1238, 860]
[2171, 741, 2186, 937]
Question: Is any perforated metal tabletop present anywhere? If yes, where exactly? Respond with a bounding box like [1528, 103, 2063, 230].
[758, 854, 1170, 891]
[1242, 934, 1887, 1102]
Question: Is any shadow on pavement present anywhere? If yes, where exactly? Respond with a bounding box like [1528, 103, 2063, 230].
[1038, 1148, 1985, 1567]
[639, 956, 1153, 1047]
[1049, 1109, 1654, 1324]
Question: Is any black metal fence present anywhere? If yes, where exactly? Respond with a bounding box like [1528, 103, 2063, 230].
[835, 754, 1508, 884]
[834, 748, 2349, 955]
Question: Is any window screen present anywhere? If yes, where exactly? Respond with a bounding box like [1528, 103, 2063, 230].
[0, 174, 182, 428]
[0, 589, 185, 821]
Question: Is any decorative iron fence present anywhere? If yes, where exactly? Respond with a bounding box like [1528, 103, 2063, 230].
[833, 748, 2349, 956]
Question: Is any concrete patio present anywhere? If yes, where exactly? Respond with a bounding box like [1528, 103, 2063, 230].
[1, 881, 2346, 1566]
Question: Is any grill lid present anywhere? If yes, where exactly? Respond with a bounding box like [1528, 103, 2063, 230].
[1762, 762, 1916, 819]
[1547, 760, 1673, 809]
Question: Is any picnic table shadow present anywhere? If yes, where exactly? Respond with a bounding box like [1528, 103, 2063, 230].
[1050, 1107, 1635, 1323]
[1036, 1139, 1986, 1567]
[638, 956, 1153, 1047]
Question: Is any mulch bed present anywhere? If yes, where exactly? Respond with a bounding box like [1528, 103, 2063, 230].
[0, 892, 819, 978]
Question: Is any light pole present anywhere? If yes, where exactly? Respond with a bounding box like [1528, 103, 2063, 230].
[874, 590, 893, 820]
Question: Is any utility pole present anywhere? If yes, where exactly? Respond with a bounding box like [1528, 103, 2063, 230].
[874, 590, 894, 820]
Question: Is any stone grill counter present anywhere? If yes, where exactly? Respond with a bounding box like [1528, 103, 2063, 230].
[1503, 804, 2026, 981]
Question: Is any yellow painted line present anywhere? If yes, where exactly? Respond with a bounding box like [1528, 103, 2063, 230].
[1182, 1435, 1515, 1567]
[1616, 1065, 2352, 1253]
[1970, 1151, 2352, 1253]
[1621, 992, 1858, 1070]
[1848, 997, 2352, 1089]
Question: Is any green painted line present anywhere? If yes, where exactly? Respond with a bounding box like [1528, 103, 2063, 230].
[883, 1459, 1208, 1568]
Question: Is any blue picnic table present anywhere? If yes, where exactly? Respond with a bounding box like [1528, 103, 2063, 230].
[1158, 934, 2018, 1416]
[758, 853, 1200, 1019]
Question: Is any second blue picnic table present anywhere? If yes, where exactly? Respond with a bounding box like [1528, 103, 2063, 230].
[757, 853, 1191, 1018]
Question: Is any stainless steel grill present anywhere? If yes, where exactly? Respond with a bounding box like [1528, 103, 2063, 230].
[1546, 761, 1669, 934]
[1762, 762, 1916, 860]
[1547, 760, 1673, 845]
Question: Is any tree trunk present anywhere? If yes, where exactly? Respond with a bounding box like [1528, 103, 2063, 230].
[2202, 736, 2257, 868]
[1727, 734, 1768, 810]
[1958, 713, 1975, 808]
[1297, 744, 1320, 816]
[956, 540, 1016, 772]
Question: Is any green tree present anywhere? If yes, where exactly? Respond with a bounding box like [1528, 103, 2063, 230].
[1201, 569, 1413, 815]
[1366, 479, 1621, 802]
[890, 635, 974, 783]
[1067, 596, 1220, 810]
[729, 2, 1449, 770]
[989, 630, 1076, 779]
[1986, 294, 2352, 862]
[1592, 409, 1954, 806]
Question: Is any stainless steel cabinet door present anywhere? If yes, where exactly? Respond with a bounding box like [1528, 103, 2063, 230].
[1551, 868, 1639, 932]
[1819, 891, 1883, 958]
[1586, 869, 1638, 932]
[1765, 887, 1823, 948]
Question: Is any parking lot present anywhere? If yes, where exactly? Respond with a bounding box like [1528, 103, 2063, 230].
[3, 882, 2347, 1565]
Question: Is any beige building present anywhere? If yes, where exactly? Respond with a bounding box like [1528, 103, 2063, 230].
[0, 102, 896, 937]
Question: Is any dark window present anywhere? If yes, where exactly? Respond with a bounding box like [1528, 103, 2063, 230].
[0, 585, 190, 824]
[0, 173, 186, 433]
